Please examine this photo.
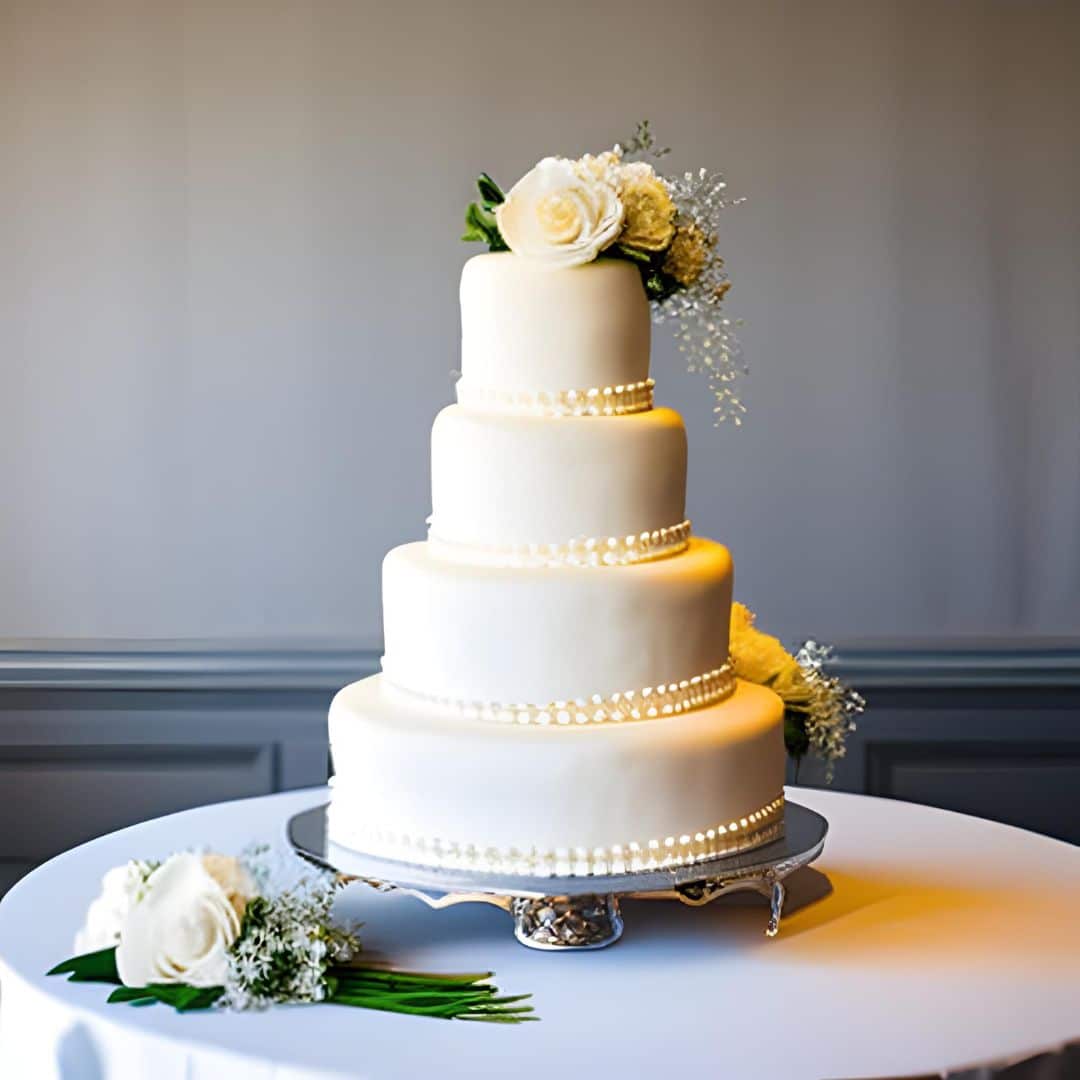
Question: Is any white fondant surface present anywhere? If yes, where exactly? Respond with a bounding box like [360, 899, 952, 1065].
[429, 405, 687, 550]
[381, 538, 734, 705]
[328, 675, 785, 870]
[459, 253, 650, 393]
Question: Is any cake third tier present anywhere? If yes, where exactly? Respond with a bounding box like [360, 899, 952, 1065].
[382, 537, 733, 709]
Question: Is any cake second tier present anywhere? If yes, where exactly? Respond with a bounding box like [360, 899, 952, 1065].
[381, 537, 733, 708]
[429, 404, 687, 555]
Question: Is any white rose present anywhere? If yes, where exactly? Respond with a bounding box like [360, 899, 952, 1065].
[115, 853, 256, 988]
[496, 156, 624, 269]
[74, 861, 153, 955]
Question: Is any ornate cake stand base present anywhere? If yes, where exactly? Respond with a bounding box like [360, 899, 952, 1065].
[287, 802, 827, 951]
[509, 894, 624, 950]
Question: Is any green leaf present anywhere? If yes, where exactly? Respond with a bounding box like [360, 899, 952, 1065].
[105, 983, 225, 1012]
[461, 208, 488, 243]
[638, 266, 683, 303]
[784, 709, 811, 759]
[476, 172, 505, 207]
[107, 986, 158, 1006]
[462, 201, 495, 243]
[166, 985, 225, 1012]
[462, 200, 508, 252]
[48, 947, 121, 984]
[613, 244, 654, 265]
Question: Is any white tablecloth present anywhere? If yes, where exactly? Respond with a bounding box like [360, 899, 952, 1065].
[1, 786, 1077, 1080]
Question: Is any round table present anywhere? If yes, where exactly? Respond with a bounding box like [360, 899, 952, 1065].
[1, 787, 1077, 1080]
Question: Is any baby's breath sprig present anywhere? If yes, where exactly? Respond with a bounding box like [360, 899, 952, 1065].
[788, 642, 866, 781]
[619, 119, 671, 160]
[224, 875, 357, 1010]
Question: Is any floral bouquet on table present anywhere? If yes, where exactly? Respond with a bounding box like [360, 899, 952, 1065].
[728, 603, 866, 781]
[49, 850, 534, 1022]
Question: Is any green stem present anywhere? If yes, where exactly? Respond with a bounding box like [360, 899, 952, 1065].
[327, 967, 536, 1023]
[332, 965, 494, 984]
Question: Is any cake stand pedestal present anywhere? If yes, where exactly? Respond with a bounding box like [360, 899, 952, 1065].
[287, 802, 828, 950]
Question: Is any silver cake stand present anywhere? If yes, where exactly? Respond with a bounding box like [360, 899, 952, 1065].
[288, 802, 828, 951]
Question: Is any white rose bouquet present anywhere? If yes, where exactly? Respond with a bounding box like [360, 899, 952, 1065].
[462, 122, 751, 423]
[49, 849, 534, 1022]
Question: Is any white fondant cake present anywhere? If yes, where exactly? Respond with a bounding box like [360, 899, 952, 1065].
[458, 253, 650, 395]
[381, 538, 733, 706]
[329, 676, 783, 875]
[328, 252, 786, 875]
[430, 405, 687, 550]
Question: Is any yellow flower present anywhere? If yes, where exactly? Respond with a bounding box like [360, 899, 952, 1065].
[770, 661, 812, 704]
[617, 162, 677, 252]
[729, 602, 810, 705]
[663, 221, 714, 286]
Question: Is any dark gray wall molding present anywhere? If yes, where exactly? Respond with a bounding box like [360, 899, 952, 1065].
[3, 639, 1079, 691]
[0, 641, 381, 690]
[828, 643, 1080, 688]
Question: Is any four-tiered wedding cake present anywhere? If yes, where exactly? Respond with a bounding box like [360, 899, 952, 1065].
[327, 249, 786, 877]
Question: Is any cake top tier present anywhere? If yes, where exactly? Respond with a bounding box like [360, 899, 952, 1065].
[458, 129, 749, 422]
[458, 253, 651, 402]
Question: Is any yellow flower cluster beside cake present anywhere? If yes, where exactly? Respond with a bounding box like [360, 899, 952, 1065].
[729, 602, 811, 706]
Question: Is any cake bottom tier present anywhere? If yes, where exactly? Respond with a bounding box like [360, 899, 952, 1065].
[328, 675, 786, 877]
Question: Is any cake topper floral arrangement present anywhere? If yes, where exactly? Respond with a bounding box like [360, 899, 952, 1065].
[49, 847, 534, 1023]
[463, 121, 747, 424]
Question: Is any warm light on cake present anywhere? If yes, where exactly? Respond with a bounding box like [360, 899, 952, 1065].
[328, 165, 788, 875]
[381, 659, 734, 726]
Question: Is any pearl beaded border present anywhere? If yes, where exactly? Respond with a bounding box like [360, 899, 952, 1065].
[384, 661, 735, 727]
[456, 378, 655, 418]
[327, 794, 785, 877]
[428, 519, 692, 569]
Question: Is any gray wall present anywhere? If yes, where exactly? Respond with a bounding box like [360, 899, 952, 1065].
[3, 0, 1079, 645]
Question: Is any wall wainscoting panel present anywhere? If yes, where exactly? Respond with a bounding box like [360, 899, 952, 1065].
[0, 643, 380, 894]
[798, 648, 1080, 845]
[0, 743, 274, 890]
[1, 642, 1078, 894]
[865, 740, 1080, 844]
